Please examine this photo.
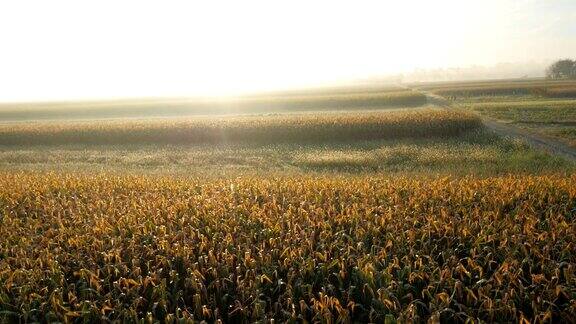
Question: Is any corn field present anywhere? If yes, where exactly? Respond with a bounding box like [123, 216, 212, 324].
[0, 173, 574, 322]
[0, 90, 426, 122]
[0, 109, 480, 146]
[411, 79, 576, 99]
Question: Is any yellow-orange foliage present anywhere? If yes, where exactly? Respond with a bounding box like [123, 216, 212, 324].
[0, 173, 574, 322]
[0, 109, 480, 146]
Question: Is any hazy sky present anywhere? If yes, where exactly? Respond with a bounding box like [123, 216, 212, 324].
[0, 0, 575, 101]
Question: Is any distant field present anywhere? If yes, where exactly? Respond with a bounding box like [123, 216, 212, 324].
[424, 78, 576, 148]
[0, 88, 426, 121]
[413, 79, 576, 99]
[0, 109, 479, 146]
[412, 78, 576, 91]
[467, 100, 576, 124]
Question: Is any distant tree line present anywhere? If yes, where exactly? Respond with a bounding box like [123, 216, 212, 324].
[546, 59, 576, 79]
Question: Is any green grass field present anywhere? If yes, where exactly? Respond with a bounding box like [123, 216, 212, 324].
[0, 129, 570, 177]
[425, 79, 576, 148]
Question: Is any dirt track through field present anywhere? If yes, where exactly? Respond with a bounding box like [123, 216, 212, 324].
[422, 91, 576, 162]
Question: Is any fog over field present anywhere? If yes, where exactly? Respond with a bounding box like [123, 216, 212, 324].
[0, 0, 575, 101]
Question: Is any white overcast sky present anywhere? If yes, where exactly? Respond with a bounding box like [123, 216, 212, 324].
[0, 0, 575, 101]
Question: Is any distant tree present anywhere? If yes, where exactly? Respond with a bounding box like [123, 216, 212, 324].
[546, 59, 576, 79]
